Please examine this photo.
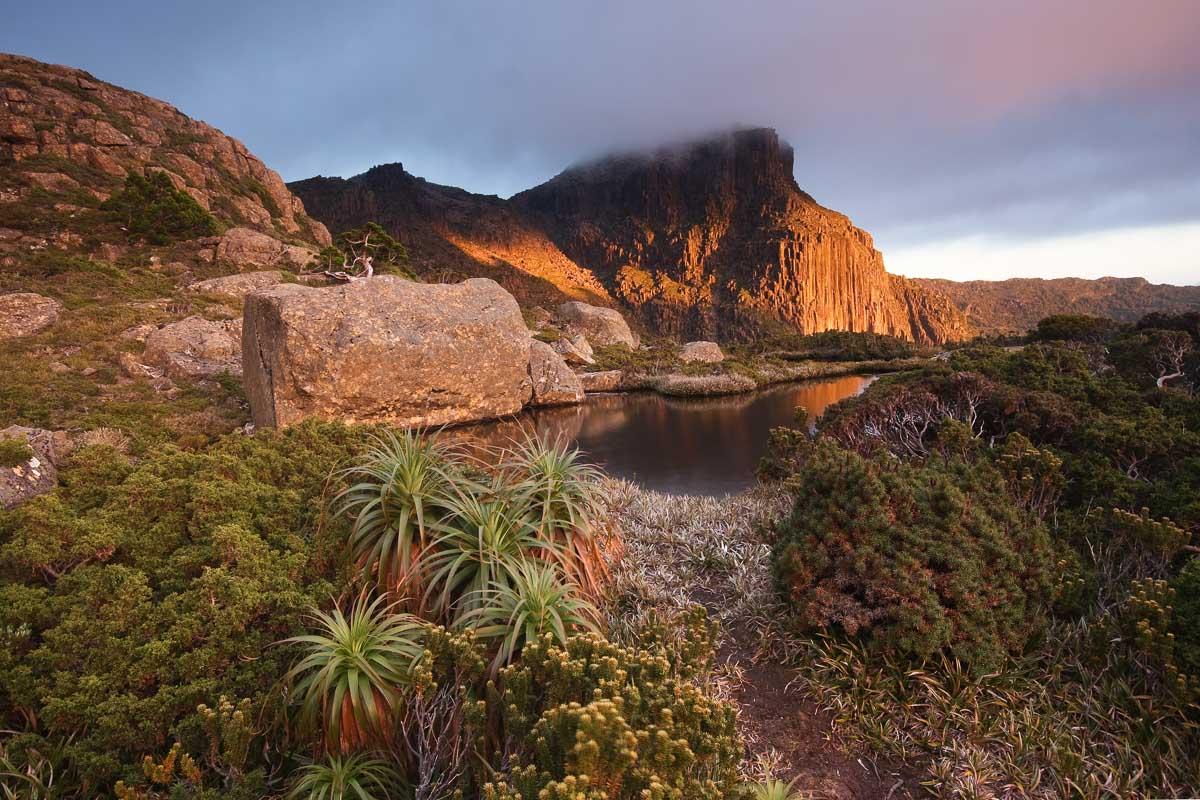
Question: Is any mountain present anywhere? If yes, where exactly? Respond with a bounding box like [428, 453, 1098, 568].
[0, 52, 329, 247]
[289, 165, 612, 309]
[292, 129, 972, 343]
[914, 276, 1200, 336]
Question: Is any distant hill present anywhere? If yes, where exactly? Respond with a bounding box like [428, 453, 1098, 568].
[293, 129, 973, 344]
[913, 276, 1200, 336]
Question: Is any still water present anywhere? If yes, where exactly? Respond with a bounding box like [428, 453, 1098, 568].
[467, 374, 875, 496]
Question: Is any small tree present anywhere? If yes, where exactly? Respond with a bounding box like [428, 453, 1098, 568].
[312, 222, 410, 282]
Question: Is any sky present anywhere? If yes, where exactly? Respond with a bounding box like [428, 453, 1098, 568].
[2, 0, 1198, 284]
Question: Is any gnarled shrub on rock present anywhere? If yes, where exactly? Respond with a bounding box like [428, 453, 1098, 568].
[772, 441, 1059, 668]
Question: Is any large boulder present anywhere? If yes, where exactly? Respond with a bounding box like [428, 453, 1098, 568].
[0, 292, 61, 339]
[188, 270, 287, 300]
[556, 301, 638, 348]
[143, 316, 243, 380]
[214, 227, 315, 269]
[680, 340, 724, 363]
[1, 426, 69, 509]
[243, 277, 532, 428]
[528, 340, 584, 406]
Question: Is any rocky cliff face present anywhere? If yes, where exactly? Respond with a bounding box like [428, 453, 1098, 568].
[915, 276, 1200, 335]
[294, 129, 970, 343]
[290, 165, 611, 308]
[514, 129, 970, 343]
[0, 53, 329, 246]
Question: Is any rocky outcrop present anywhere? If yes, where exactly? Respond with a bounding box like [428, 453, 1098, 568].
[515, 129, 971, 344]
[0, 292, 61, 339]
[242, 277, 532, 428]
[143, 316, 242, 380]
[188, 270, 288, 300]
[680, 341, 724, 363]
[1, 426, 68, 509]
[913, 276, 1200, 335]
[0, 53, 329, 246]
[527, 340, 584, 406]
[213, 228, 316, 270]
[289, 165, 611, 308]
[556, 301, 639, 348]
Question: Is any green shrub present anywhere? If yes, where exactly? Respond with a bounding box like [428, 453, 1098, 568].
[101, 172, 220, 245]
[0, 436, 33, 467]
[483, 608, 741, 800]
[772, 441, 1059, 668]
[1032, 313, 1124, 343]
[0, 421, 369, 788]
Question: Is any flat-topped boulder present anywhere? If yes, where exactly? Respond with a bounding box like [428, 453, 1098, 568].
[556, 301, 638, 348]
[680, 340, 724, 363]
[243, 276, 532, 428]
[579, 369, 625, 393]
[188, 270, 287, 300]
[0, 292, 61, 339]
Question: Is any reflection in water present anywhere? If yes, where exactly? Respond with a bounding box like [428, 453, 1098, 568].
[458, 374, 875, 496]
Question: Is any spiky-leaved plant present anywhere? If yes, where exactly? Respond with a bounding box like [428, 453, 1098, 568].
[287, 753, 406, 800]
[284, 595, 427, 753]
[461, 560, 600, 671]
[506, 434, 608, 597]
[746, 778, 807, 800]
[336, 431, 462, 607]
[423, 482, 558, 622]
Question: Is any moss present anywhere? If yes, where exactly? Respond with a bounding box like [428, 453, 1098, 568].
[0, 437, 34, 467]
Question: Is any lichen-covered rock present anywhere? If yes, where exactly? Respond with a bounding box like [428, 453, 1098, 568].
[0, 292, 61, 339]
[1, 426, 68, 509]
[556, 301, 638, 347]
[552, 333, 594, 365]
[579, 369, 625, 393]
[528, 340, 584, 406]
[213, 228, 315, 269]
[680, 340, 724, 363]
[188, 270, 286, 300]
[242, 276, 532, 428]
[143, 316, 242, 380]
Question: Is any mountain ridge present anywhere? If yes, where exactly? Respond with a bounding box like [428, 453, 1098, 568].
[915, 275, 1200, 335]
[293, 128, 974, 343]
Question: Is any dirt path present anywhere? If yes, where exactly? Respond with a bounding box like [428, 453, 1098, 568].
[611, 484, 921, 799]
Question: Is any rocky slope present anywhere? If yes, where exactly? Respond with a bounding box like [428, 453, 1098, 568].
[915, 276, 1200, 335]
[293, 129, 972, 344]
[0, 52, 330, 248]
[289, 165, 612, 308]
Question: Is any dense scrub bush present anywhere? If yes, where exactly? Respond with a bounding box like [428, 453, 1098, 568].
[765, 311, 1200, 796]
[101, 171, 220, 245]
[311, 222, 414, 280]
[0, 422, 370, 790]
[483, 609, 741, 800]
[771, 441, 1059, 668]
[1032, 313, 1125, 343]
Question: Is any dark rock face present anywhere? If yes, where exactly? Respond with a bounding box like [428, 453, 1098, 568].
[514, 128, 970, 343]
[914, 276, 1200, 336]
[289, 165, 612, 309]
[294, 129, 971, 343]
